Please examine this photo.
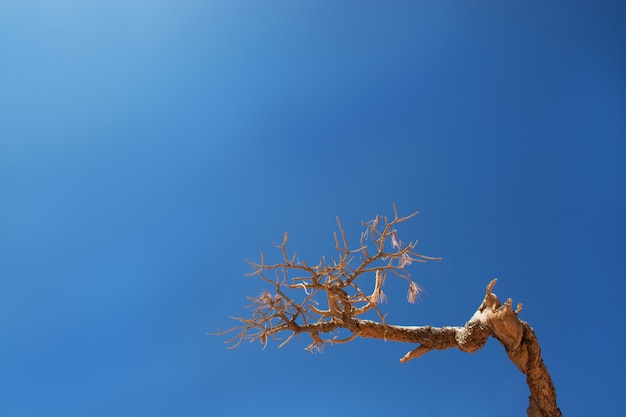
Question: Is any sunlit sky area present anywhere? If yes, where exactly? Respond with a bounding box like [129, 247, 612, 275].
[1, 2, 625, 416]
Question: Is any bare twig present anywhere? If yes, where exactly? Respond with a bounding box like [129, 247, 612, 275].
[213, 208, 560, 417]
[216, 207, 439, 351]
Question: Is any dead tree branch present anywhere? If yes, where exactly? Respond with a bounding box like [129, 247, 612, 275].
[214, 206, 561, 417]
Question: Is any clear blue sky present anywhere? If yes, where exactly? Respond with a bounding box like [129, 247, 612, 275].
[1, 2, 624, 416]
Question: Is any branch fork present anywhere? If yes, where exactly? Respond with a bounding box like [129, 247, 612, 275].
[214, 207, 561, 417]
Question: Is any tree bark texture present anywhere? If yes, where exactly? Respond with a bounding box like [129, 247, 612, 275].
[220, 211, 561, 417]
[334, 280, 561, 417]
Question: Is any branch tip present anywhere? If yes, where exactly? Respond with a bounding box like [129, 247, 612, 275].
[399, 345, 431, 363]
[486, 278, 498, 295]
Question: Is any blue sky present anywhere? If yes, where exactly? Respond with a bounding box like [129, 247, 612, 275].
[1, 1, 625, 416]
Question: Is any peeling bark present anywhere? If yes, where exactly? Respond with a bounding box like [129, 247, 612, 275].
[336, 280, 561, 417]
[218, 210, 561, 417]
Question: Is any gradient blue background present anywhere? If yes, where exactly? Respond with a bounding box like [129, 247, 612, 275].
[1, 2, 624, 416]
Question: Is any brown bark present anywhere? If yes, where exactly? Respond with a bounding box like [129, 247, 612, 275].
[217, 210, 561, 416]
[332, 280, 561, 417]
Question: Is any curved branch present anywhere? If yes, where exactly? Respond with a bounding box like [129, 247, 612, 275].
[214, 209, 560, 417]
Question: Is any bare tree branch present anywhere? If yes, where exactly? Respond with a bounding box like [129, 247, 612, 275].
[213, 207, 561, 417]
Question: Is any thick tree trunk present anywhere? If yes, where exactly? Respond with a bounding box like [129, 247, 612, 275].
[224, 212, 561, 417]
[343, 280, 561, 417]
